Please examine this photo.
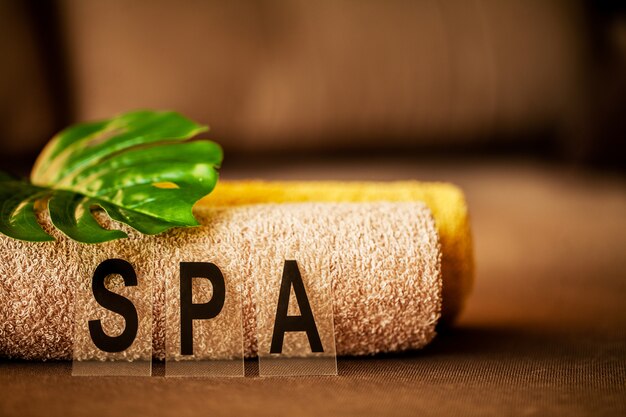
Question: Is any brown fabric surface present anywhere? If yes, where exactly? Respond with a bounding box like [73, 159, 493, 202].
[1, 159, 624, 416]
[1, 329, 623, 417]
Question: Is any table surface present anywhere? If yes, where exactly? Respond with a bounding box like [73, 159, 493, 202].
[1, 158, 625, 417]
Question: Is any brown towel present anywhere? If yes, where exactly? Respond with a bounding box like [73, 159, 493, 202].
[1, 202, 442, 360]
[201, 180, 474, 322]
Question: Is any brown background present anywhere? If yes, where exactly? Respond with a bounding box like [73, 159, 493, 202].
[1, 0, 625, 168]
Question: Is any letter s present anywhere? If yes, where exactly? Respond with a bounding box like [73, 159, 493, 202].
[88, 258, 139, 353]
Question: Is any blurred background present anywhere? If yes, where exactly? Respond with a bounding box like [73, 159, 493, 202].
[1, 0, 625, 173]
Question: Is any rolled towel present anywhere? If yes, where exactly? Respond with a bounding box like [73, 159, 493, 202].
[0, 181, 473, 360]
[0, 181, 473, 359]
[201, 180, 474, 323]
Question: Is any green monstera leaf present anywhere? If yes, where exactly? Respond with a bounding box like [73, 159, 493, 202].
[0, 110, 222, 243]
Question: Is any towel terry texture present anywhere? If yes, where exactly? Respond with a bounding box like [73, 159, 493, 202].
[0, 181, 473, 360]
[201, 180, 474, 323]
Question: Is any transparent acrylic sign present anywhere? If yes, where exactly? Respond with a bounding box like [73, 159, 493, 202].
[165, 262, 244, 377]
[72, 251, 153, 376]
[256, 259, 337, 376]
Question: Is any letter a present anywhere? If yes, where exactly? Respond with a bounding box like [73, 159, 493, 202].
[270, 260, 323, 354]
